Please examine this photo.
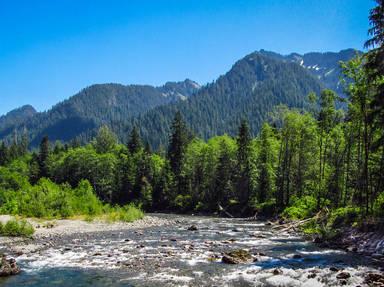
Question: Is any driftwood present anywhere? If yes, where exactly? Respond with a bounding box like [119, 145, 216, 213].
[244, 212, 258, 221]
[273, 211, 324, 232]
[218, 204, 234, 218]
[278, 217, 314, 232]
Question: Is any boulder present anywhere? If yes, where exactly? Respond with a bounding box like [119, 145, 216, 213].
[307, 273, 316, 279]
[187, 225, 198, 231]
[365, 273, 384, 286]
[273, 268, 283, 275]
[0, 255, 20, 277]
[221, 249, 253, 264]
[336, 272, 351, 280]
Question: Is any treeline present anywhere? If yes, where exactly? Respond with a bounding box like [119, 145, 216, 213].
[0, 47, 326, 150]
[0, 0, 383, 222]
[0, 57, 383, 219]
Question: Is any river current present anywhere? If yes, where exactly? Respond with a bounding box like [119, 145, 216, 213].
[0, 214, 382, 286]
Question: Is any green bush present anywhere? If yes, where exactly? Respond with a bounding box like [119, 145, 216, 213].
[282, 196, 317, 220]
[0, 178, 104, 219]
[104, 204, 144, 222]
[173, 194, 193, 212]
[373, 192, 384, 217]
[327, 207, 360, 229]
[0, 219, 34, 237]
[301, 218, 322, 235]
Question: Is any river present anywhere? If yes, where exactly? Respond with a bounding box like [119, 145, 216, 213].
[0, 214, 382, 286]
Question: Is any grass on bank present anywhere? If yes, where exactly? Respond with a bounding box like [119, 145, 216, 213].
[0, 219, 34, 237]
[97, 204, 144, 223]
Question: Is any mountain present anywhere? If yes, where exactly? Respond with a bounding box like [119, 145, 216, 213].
[130, 51, 324, 148]
[0, 105, 37, 137]
[259, 48, 360, 96]
[0, 79, 200, 145]
[0, 49, 357, 148]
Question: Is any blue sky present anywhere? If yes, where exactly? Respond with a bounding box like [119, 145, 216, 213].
[0, 0, 375, 115]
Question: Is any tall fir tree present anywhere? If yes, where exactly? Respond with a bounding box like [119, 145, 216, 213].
[19, 128, 29, 156]
[365, 0, 384, 146]
[236, 120, 252, 209]
[38, 136, 50, 178]
[168, 112, 189, 177]
[127, 126, 142, 154]
[0, 141, 9, 166]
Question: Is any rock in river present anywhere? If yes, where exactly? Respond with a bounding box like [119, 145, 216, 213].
[365, 273, 384, 286]
[336, 271, 351, 280]
[0, 255, 20, 277]
[221, 249, 253, 264]
[187, 225, 198, 231]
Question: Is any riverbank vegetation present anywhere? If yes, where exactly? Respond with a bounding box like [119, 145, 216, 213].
[0, 219, 34, 237]
[0, 1, 383, 233]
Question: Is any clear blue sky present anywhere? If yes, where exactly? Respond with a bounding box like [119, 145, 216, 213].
[0, 0, 375, 115]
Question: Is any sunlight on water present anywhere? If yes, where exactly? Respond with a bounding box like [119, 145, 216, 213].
[0, 215, 381, 287]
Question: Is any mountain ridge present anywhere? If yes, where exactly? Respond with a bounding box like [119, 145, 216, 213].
[259, 48, 360, 96]
[0, 49, 356, 148]
[0, 79, 200, 145]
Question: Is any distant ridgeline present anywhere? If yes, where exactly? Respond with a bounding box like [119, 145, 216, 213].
[0, 49, 358, 149]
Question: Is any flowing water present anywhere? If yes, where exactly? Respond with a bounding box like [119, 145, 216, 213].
[0, 214, 382, 286]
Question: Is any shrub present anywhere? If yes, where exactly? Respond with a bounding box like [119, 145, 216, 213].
[327, 207, 360, 229]
[0, 219, 34, 237]
[373, 192, 384, 217]
[173, 194, 193, 212]
[104, 204, 144, 222]
[0, 178, 104, 219]
[282, 196, 317, 220]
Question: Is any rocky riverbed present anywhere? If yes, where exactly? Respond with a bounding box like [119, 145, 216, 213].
[0, 214, 383, 286]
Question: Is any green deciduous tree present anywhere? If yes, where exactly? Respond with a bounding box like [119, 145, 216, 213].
[92, 125, 117, 154]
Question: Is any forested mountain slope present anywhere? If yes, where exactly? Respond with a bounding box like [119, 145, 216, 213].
[0, 80, 200, 146]
[0, 49, 356, 148]
[132, 52, 323, 148]
[259, 48, 359, 96]
[0, 105, 37, 137]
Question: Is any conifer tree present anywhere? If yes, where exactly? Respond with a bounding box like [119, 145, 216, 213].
[127, 126, 142, 154]
[236, 120, 252, 209]
[38, 136, 50, 178]
[19, 128, 29, 156]
[168, 112, 189, 177]
[365, 0, 384, 144]
[0, 141, 9, 166]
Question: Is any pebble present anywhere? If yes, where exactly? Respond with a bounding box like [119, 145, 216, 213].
[336, 271, 351, 280]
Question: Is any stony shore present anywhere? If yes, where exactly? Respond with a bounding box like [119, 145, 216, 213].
[0, 215, 174, 256]
[0, 215, 383, 286]
[322, 227, 384, 261]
